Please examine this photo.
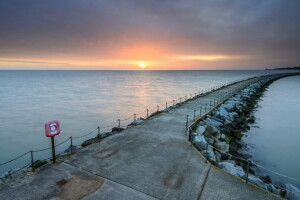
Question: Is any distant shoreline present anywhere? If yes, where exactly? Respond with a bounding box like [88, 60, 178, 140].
[266, 66, 300, 70]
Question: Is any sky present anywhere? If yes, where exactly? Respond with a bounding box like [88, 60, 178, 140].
[0, 0, 300, 70]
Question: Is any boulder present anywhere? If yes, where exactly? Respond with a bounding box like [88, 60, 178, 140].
[133, 119, 143, 125]
[193, 135, 208, 151]
[267, 184, 281, 196]
[208, 115, 223, 123]
[81, 138, 95, 147]
[221, 127, 231, 135]
[206, 145, 217, 164]
[214, 151, 221, 162]
[31, 160, 48, 169]
[205, 123, 219, 135]
[215, 133, 221, 139]
[204, 135, 215, 145]
[220, 152, 232, 160]
[214, 141, 229, 153]
[112, 127, 125, 132]
[220, 134, 226, 140]
[247, 174, 270, 190]
[285, 184, 300, 200]
[218, 161, 245, 177]
[221, 160, 236, 165]
[196, 126, 206, 135]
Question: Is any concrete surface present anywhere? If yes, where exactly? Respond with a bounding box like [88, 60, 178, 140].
[0, 76, 283, 200]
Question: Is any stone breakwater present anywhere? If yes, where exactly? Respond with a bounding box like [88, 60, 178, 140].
[191, 75, 300, 200]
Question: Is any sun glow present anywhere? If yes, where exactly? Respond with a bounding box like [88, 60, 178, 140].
[139, 62, 146, 70]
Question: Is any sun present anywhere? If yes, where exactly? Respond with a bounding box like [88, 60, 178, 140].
[138, 62, 146, 70]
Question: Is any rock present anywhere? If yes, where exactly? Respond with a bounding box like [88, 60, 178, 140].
[193, 135, 208, 151]
[218, 161, 245, 177]
[220, 134, 226, 140]
[260, 175, 272, 184]
[205, 123, 219, 135]
[208, 115, 224, 123]
[206, 118, 222, 128]
[132, 119, 143, 125]
[204, 135, 215, 145]
[112, 127, 125, 132]
[31, 160, 48, 169]
[221, 127, 231, 135]
[81, 138, 99, 147]
[214, 151, 221, 162]
[221, 160, 236, 165]
[215, 133, 221, 139]
[214, 141, 229, 153]
[81, 139, 93, 147]
[220, 152, 232, 160]
[247, 115, 255, 123]
[267, 184, 281, 196]
[285, 184, 300, 200]
[206, 145, 217, 164]
[247, 175, 270, 190]
[196, 126, 206, 135]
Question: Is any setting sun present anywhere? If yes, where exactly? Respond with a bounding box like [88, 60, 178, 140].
[139, 62, 146, 70]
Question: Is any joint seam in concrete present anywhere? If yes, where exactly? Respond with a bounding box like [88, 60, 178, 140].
[197, 164, 212, 200]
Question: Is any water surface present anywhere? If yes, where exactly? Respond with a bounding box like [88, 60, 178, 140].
[243, 75, 300, 188]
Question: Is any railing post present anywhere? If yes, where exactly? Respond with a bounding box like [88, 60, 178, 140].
[134, 114, 136, 121]
[200, 106, 202, 116]
[246, 160, 250, 183]
[97, 126, 100, 139]
[146, 109, 149, 118]
[30, 151, 34, 171]
[173, 100, 175, 106]
[70, 136, 73, 154]
[186, 115, 189, 136]
[157, 105, 159, 112]
[194, 110, 196, 121]
[205, 143, 208, 163]
[118, 119, 121, 129]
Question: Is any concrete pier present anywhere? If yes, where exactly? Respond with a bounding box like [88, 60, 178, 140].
[0, 76, 283, 200]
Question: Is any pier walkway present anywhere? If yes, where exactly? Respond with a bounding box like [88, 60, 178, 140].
[0, 76, 281, 200]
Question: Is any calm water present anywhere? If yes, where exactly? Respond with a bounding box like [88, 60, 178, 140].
[243, 75, 300, 188]
[0, 70, 294, 174]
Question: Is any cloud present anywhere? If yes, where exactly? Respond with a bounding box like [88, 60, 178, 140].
[0, 0, 300, 69]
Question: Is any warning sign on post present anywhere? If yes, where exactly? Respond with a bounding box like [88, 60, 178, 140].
[45, 120, 60, 137]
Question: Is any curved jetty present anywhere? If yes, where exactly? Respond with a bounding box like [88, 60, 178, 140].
[0, 73, 299, 200]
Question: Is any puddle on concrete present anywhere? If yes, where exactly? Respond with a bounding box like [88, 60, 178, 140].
[93, 149, 119, 159]
[163, 173, 184, 189]
[58, 175, 104, 200]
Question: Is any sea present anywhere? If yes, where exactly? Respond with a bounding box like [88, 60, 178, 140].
[242, 75, 300, 188]
[0, 70, 299, 182]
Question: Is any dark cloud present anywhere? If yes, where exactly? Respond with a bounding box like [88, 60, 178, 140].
[0, 0, 300, 68]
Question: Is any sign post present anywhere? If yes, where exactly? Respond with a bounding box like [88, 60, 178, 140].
[45, 120, 61, 163]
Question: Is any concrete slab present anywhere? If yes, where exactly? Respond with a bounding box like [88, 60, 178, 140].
[199, 166, 282, 200]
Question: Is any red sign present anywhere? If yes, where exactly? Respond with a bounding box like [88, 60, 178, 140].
[45, 120, 60, 137]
